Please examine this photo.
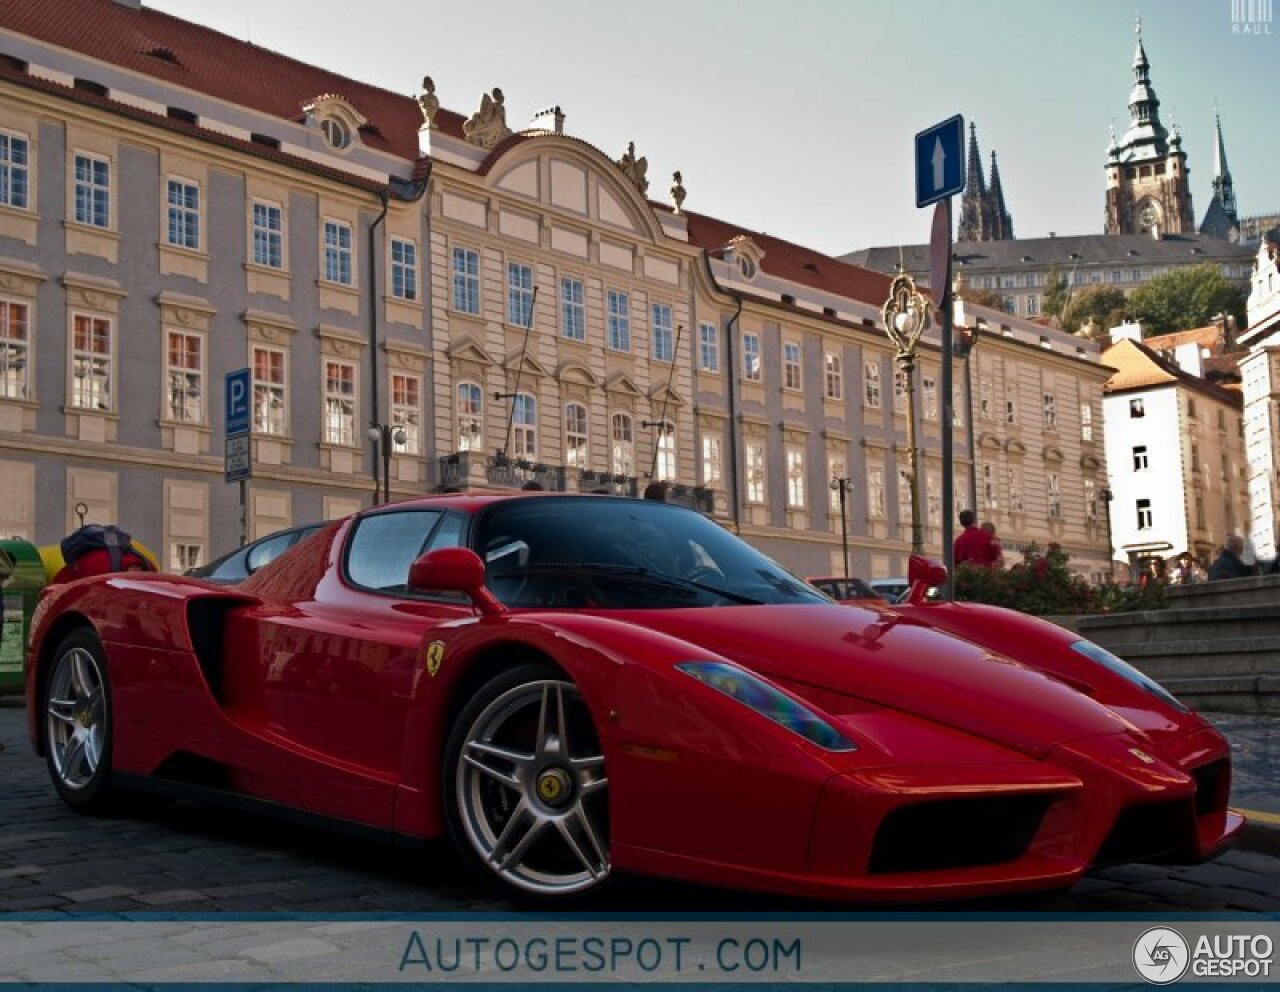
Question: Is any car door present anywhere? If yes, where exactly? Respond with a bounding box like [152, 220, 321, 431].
[227, 509, 471, 827]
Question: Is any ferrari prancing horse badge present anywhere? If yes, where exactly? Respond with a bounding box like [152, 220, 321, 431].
[425, 640, 445, 677]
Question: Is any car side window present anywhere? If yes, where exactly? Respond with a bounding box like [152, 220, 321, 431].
[244, 532, 295, 574]
[346, 510, 442, 592]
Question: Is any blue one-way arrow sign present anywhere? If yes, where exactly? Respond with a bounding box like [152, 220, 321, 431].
[915, 114, 965, 208]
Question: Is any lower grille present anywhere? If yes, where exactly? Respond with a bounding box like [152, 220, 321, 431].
[1192, 758, 1228, 816]
[868, 795, 1050, 874]
[1093, 799, 1197, 865]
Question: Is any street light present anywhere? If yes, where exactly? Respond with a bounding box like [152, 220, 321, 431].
[1099, 486, 1115, 580]
[830, 476, 852, 578]
[881, 272, 931, 556]
[368, 422, 407, 505]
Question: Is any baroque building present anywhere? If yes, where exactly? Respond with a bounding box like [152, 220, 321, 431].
[1239, 237, 1280, 560]
[0, 0, 1113, 582]
[1103, 22, 1194, 237]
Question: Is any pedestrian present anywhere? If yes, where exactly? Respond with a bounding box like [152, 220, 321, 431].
[954, 509, 998, 567]
[1207, 535, 1251, 582]
[520, 480, 544, 491]
[980, 521, 1005, 568]
[1171, 552, 1197, 585]
[643, 481, 668, 501]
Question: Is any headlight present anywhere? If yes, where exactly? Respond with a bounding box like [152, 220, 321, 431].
[1070, 640, 1188, 712]
[676, 661, 857, 752]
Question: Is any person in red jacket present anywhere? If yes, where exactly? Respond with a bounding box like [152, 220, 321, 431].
[954, 509, 999, 567]
[52, 547, 151, 584]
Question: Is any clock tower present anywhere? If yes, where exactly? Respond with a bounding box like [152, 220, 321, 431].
[1103, 18, 1194, 237]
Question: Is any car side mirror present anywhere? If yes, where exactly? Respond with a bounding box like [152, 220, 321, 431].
[906, 555, 947, 604]
[407, 547, 507, 616]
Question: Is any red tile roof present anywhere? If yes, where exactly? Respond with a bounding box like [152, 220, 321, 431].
[0, 0, 464, 160]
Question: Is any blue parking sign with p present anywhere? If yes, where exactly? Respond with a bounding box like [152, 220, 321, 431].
[225, 368, 250, 437]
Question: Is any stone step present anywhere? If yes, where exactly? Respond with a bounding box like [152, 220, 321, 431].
[1112, 640, 1279, 679]
[1077, 605, 1280, 644]
[1157, 675, 1280, 716]
[1167, 573, 1280, 609]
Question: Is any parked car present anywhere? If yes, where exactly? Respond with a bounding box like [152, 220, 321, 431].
[187, 523, 325, 584]
[807, 576, 884, 602]
[25, 494, 1240, 903]
[868, 577, 910, 602]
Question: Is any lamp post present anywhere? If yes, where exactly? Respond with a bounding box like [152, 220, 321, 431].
[881, 272, 931, 556]
[368, 423, 407, 505]
[830, 476, 852, 578]
[1099, 486, 1115, 580]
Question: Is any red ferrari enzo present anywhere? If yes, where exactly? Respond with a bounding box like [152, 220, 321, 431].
[25, 494, 1241, 902]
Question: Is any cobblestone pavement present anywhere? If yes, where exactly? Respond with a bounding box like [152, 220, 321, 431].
[1, 698, 1278, 914]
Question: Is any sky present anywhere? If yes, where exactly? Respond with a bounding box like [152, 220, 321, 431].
[147, 0, 1278, 256]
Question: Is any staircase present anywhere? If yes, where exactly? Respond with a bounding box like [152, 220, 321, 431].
[1075, 574, 1280, 715]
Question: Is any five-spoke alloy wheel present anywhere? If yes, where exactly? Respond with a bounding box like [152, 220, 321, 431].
[445, 664, 609, 899]
[44, 629, 116, 812]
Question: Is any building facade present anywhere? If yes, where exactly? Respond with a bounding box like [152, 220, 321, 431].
[1240, 237, 1280, 560]
[1101, 326, 1249, 571]
[0, 0, 1113, 583]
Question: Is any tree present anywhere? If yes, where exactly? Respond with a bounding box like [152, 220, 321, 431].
[1127, 264, 1247, 336]
[1043, 268, 1069, 321]
[1062, 284, 1128, 335]
[961, 285, 1007, 310]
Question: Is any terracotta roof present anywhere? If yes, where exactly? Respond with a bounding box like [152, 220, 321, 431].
[1143, 324, 1225, 353]
[0, 0, 465, 160]
[683, 211, 893, 308]
[1102, 338, 1241, 406]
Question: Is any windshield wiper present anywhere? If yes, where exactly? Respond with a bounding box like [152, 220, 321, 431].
[506, 562, 763, 605]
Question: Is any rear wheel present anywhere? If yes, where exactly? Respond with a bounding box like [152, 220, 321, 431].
[44, 629, 117, 813]
[444, 663, 610, 900]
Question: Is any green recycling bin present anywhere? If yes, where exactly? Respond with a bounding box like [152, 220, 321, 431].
[0, 539, 46, 693]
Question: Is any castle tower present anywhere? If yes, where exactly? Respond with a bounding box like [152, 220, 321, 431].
[1103, 17, 1194, 236]
[1199, 112, 1240, 241]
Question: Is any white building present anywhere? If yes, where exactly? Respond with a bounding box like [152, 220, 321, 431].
[1101, 322, 1248, 572]
[1240, 237, 1280, 559]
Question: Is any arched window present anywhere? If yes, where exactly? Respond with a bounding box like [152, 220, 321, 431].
[565, 402, 588, 469]
[611, 412, 634, 477]
[655, 419, 676, 481]
[512, 392, 537, 459]
[457, 381, 483, 451]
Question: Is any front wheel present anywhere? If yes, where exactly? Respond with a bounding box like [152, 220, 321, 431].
[43, 629, 116, 813]
[444, 664, 610, 900]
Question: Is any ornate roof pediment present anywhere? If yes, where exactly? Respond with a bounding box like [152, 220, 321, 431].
[555, 361, 602, 388]
[446, 335, 496, 366]
[648, 383, 686, 408]
[1004, 438, 1027, 455]
[1043, 445, 1065, 463]
[977, 432, 1003, 450]
[605, 372, 644, 397]
[503, 351, 552, 379]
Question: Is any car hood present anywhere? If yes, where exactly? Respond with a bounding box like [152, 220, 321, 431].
[627, 604, 1132, 758]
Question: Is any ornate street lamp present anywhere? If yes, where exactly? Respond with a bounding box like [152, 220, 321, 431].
[368, 422, 407, 505]
[881, 272, 932, 556]
[1099, 486, 1115, 580]
[830, 476, 852, 578]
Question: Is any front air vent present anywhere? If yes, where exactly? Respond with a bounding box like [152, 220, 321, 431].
[869, 795, 1050, 873]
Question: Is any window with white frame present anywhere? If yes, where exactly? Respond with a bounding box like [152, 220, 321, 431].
[323, 220, 353, 285]
[170, 542, 204, 573]
[565, 402, 588, 469]
[71, 314, 111, 411]
[73, 153, 110, 228]
[0, 300, 29, 400]
[783, 342, 802, 391]
[983, 463, 997, 508]
[1048, 473, 1062, 519]
[323, 360, 356, 446]
[980, 380, 993, 420]
[457, 381, 483, 451]
[611, 412, 634, 476]
[897, 469, 911, 525]
[1136, 498, 1152, 530]
[655, 420, 676, 481]
[391, 373, 421, 454]
[165, 330, 203, 423]
[252, 346, 286, 435]
[1084, 478, 1097, 521]
[1042, 393, 1056, 429]
[1132, 445, 1149, 471]
[607, 290, 630, 351]
[743, 332, 761, 382]
[828, 455, 846, 513]
[251, 201, 284, 269]
[1026, 295, 1040, 316]
[1008, 465, 1023, 512]
[508, 261, 534, 327]
[1129, 397, 1145, 418]
[511, 393, 537, 458]
[863, 360, 881, 408]
[1080, 402, 1093, 442]
[166, 178, 200, 250]
[561, 277, 585, 341]
[923, 375, 937, 420]
[952, 380, 965, 427]
[652, 304, 674, 362]
[746, 442, 765, 503]
[390, 238, 417, 301]
[894, 368, 907, 413]
[701, 434, 722, 485]
[1195, 492, 1205, 529]
[786, 446, 805, 508]
[452, 247, 480, 314]
[0, 131, 29, 209]
[867, 464, 885, 517]
[698, 322, 719, 372]
[824, 352, 843, 400]
[927, 472, 941, 527]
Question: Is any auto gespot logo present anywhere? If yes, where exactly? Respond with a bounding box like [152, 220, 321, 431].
[1133, 927, 1274, 983]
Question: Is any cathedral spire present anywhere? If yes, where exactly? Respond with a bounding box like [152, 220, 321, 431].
[1199, 111, 1239, 240]
[988, 150, 1013, 241]
[957, 124, 1014, 242]
[965, 121, 986, 196]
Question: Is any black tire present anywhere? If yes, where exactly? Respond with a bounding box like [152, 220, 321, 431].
[443, 662, 611, 902]
[42, 628, 117, 814]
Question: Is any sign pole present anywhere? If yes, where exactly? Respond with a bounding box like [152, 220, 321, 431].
[937, 199, 955, 599]
[239, 479, 247, 548]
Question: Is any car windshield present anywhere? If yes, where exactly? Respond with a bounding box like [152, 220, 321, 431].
[475, 497, 827, 609]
